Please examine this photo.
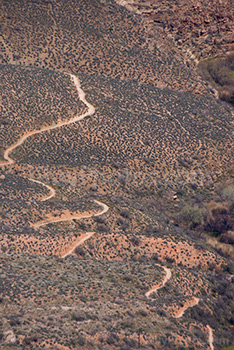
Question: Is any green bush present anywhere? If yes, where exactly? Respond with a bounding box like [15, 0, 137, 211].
[198, 52, 234, 106]
[221, 341, 234, 350]
[177, 204, 206, 229]
[222, 185, 234, 202]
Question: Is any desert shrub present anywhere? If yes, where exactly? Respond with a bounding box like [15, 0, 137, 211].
[118, 175, 126, 185]
[94, 216, 106, 224]
[116, 217, 129, 231]
[205, 216, 232, 235]
[208, 262, 216, 271]
[130, 236, 140, 246]
[165, 256, 175, 264]
[107, 333, 119, 345]
[205, 205, 233, 235]
[222, 185, 234, 202]
[198, 53, 234, 106]
[96, 224, 108, 232]
[23, 337, 32, 345]
[89, 185, 98, 191]
[123, 274, 133, 282]
[23, 336, 38, 345]
[9, 316, 21, 326]
[123, 337, 137, 348]
[119, 319, 135, 330]
[112, 161, 120, 169]
[192, 326, 207, 342]
[221, 341, 234, 350]
[176, 204, 206, 229]
[120, 209, 130, 219]
[227, 52, 234, 69]
[212, 206, 228, 215]
[143, 224, 158, 235]
[152, 253, 159, 261]
[157, 308, 167, 317]
[72, 313, 86, 322]
[138, 309, 148, 317]
[78, 222, 86, 230]
[75, 246, 86, 257]
[219, 88, 234, 104]
[220, 232, 234, 244]
[77, 335, 86, 346]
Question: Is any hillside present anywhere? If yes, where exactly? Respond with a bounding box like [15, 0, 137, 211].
[0, 0, 234, 349]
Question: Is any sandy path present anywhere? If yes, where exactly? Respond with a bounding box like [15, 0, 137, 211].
[175, 297, 200, 318]
[207, 325, 214, 350]
[58, 200, 109, 258]
[145, 265, 172, 298]
[146, 266, 200, 320]
[28, 178, 56, 201]
[61, 232, 95, 258]
[145, 265, 211, 348]
[32, 199, 109, 229]
[0, 74, 95, 167]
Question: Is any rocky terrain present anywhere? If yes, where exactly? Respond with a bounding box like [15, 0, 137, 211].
[115, 0, 234, 107]
[115, 0, 234, 63]
[0, 0, 234, 349]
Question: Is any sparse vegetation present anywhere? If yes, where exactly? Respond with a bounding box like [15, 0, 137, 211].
[0, 0, 233, 348]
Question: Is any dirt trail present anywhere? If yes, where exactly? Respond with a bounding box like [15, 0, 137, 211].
[0, 74, 95, 167]
[207, 325, 214, 350]
[146, 266, 200, 319]
[175, 297, 200, 318]
[145, 265, 171, 298]
[145, 265, 214, 348]
[61, 232, 95, 258]
[32, 199, 108, 229]
[28, 178, 56, 201]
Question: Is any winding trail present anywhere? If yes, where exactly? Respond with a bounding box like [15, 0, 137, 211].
[145, 266, 214, 348]
[145, 265, 200, 319]
[145, 266, 200, 320]
[32, 199, 109, 229]
[175, 297, 200, 318]
[28, 178, 56, 201]
[0, 72, 108, 233]
[0, 74, 95, 167]
[145, 265, 171, 298]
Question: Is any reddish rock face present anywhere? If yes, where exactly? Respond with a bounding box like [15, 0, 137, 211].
[115, 0, 234, 62]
